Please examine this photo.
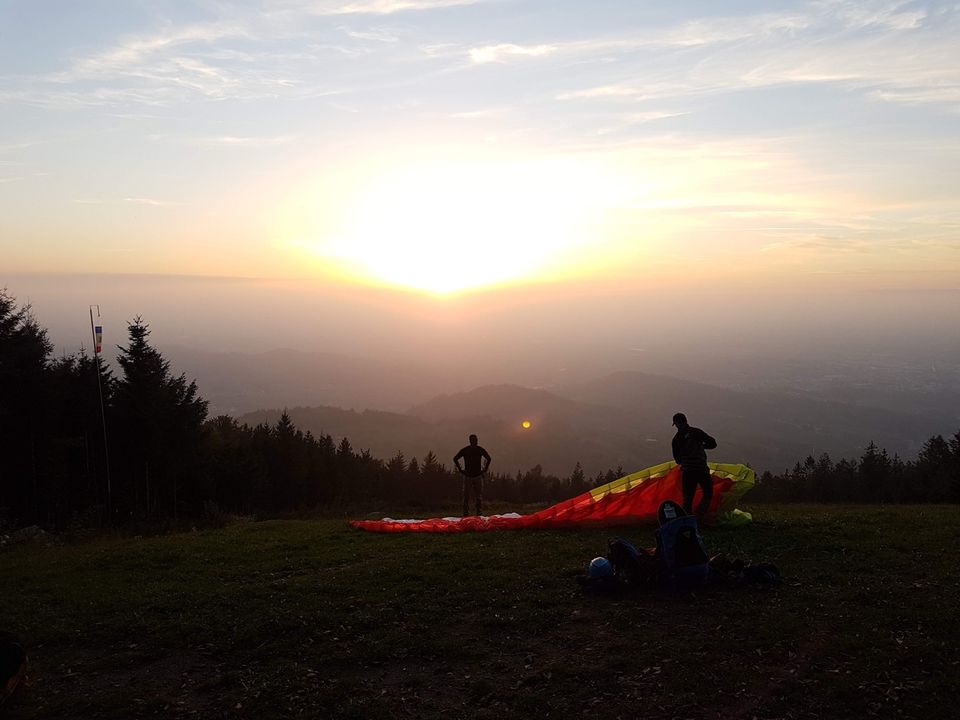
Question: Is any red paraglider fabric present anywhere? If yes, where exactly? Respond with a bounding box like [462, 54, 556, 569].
[350, 461, 754, 533]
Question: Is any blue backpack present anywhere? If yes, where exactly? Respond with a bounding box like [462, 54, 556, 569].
[655, 505, 709, 593]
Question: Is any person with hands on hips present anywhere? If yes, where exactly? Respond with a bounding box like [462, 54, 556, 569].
[453, 434, 491, 517]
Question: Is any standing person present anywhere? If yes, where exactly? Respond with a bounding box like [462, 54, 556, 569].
[453, 434, 491, 517]
[671, 413, 717, 518]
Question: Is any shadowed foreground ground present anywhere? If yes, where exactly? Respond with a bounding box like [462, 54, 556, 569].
[1, 505, 958, 719]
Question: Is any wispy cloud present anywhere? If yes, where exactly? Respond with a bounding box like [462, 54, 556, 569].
[339, 26, 401, 42]
[556, 85, 645, 100]
[124, 197, 178, 206]
[205, 135, 296, 147]
[72, 197, 180, 206]
[870, 87, 960, 109]
[48, 22, 255, 93]
[547, 4, 959, 111]
[821, 0, 928, 30]
[6, 13, 338, 109]
[316, 0, 486, 16]
[446, 107, 507, 118]
[469, 43, 556, 64]
[0, 141, 43, 153]
[760, 235, 876, 253]
[591, 111, 688, 135]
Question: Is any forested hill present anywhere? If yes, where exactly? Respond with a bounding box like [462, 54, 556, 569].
[242, 376, 944, 477]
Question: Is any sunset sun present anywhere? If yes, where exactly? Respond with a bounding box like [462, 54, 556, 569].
[300, 156, 621, 294]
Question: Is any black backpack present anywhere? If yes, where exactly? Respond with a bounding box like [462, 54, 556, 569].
[607, 537, 659, 584]
[655, 502, 710, 593]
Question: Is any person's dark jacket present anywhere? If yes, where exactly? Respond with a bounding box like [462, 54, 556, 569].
[454, 445, 491, 477]
[672, 426, 717, 470]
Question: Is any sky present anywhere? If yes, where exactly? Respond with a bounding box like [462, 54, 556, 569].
[2, 0, 959, 293]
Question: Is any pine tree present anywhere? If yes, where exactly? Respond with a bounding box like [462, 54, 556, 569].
[568, 461, 586, 495]
[0, 291, 53, 520]
[113, 317, 208, 521]
[949, 430, 960, 502]
[384, 451, 407, 502]
[916, 435, 952, 502]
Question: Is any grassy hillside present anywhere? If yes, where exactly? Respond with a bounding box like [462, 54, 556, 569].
[1, 505, 958, 719]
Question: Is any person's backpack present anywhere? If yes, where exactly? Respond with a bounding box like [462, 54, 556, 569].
[655, 502, 709, 593]
[607, 537, 642, 579]
[607, 537, 659, 584]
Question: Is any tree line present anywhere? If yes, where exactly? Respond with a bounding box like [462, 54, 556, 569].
[0, 292, 616, 529]
[1, 290, 957, 530]
[751, 438, 960, 503]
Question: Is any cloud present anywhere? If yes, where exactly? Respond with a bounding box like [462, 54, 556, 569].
[548, 3, 959, 111]
[4, 0, 954, 118]
[205, 135, 296, 147]
[820, 0, 928, 30]
[447, 107, 507, 118]
[339, 26, 401, 42]
[73, 197, 181, 206]
[870, 87, 960, 108]
[590, 111, 688, 136]
[469, 43, 556, 64]
[760, 236, 880, 254]
[0, 141, 44, 154]
[6, 12, 343, 109]
[58, 23, 251, 83]
[556, 85, 645, 100]
[317, 0, 485, 15]
[124, 197, 178, 206]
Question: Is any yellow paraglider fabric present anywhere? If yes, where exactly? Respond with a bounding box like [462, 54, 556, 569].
[350, 462, 755, 533]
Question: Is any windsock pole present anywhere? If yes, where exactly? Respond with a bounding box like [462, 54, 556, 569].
[89, 305, 112, 521]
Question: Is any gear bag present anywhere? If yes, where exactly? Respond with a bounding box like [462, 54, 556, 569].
[655, 502, 709, 593]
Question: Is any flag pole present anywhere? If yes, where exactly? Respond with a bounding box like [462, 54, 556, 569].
[89, 305, 112, 522]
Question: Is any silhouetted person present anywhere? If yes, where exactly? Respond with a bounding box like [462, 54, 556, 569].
[671, 413, 717, 518]
[454, 434, 491, 517]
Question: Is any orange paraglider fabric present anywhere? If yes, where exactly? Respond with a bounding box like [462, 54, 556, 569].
[349, 461, 754, 533]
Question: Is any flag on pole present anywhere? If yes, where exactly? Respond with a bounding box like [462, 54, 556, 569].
[94, 325, 103, 354]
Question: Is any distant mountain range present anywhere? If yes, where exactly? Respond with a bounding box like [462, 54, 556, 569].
[238, 371, 948, 476]
[165, 345, 472, 415]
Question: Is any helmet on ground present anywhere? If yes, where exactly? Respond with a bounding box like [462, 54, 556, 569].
[587, 556, 614, 579]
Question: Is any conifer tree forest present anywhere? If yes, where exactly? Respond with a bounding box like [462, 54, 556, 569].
[0, 290, 957, 530]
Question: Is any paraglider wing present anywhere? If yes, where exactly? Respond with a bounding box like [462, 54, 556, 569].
[349, 461, 755, 533]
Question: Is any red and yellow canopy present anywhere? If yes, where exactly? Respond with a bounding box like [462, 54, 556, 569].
[350, 461, 755, 533]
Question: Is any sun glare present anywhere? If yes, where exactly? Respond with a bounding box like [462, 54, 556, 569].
[300, 155, 622, 294]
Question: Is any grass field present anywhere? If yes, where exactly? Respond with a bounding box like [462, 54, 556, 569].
[1, 504, 958, 719]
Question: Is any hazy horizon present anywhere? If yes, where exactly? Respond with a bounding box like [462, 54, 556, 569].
[6, 272, 958, 404]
